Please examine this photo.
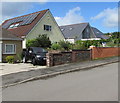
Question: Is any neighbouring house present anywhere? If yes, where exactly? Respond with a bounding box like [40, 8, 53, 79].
[2, 9, 65, 48]
[0, 28, 22, 62]
[60, 23, 106, 43]
[92, 27, 109, 40]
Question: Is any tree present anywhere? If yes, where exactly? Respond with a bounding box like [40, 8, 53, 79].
[26, 34, 51, 48]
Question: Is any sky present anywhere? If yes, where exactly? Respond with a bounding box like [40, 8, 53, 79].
[0, 2, 118, 33]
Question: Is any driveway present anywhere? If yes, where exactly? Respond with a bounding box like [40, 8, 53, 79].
[0, 63, 47, 76]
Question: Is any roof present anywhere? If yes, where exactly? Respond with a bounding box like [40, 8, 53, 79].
[60, 23, 88, 39]
[92, 27, 109, 39]
[2, 9, 49, 38]
[0, 28, 22, 41]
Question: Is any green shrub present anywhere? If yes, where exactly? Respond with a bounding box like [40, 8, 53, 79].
[51, 41, 72, 51]
[74, 40, 102, 49]
[17, 53, 23, 62]
[26, 34, 51, 48]
[51, 43, 61, 50]
[58, 40, 72, 51]
[6, 56, 15, 63]
[74, 40, 87, 49]
[26, 39, 36, 47]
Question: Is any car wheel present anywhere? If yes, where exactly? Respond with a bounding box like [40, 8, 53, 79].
[32, 58, 36, 66]
[23, 57, 27, 63]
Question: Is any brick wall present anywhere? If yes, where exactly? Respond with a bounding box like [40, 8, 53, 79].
[91, 47, 120, 59]
[46, 47, 120, 67]
[46, 50, 91, 67]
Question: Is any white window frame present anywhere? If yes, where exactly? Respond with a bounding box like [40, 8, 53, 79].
[8, 23, 19, 29]
[4, 44, 16, 54]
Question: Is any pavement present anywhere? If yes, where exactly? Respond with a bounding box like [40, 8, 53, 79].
[1, 56, 119, 88]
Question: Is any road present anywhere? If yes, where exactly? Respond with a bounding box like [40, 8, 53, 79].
[2, 62, 118, 101]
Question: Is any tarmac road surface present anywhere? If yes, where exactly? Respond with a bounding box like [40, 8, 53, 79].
[2, 62, 118, 101]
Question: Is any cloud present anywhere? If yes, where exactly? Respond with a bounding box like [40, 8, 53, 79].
[91, 7, 118, 28]
[1, 2, 34, 24]
[54, 7, 85, 26]
[0, 2, 47, 24]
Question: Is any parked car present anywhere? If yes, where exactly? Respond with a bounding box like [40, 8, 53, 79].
[22, 47, 47, 65]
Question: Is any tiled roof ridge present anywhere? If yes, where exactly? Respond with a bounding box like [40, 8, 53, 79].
[4, 9, 49, 22]
[60, 22, 89, 27]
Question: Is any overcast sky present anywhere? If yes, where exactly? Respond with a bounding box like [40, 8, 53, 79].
[1, 2, 118, 33]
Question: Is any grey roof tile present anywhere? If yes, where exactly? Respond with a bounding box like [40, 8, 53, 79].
[92, 27, 109, 39]
[60, 23, 88, 39]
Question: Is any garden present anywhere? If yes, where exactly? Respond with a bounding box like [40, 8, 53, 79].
[5, 32, 120, 64]
[26, 32, 120, 52]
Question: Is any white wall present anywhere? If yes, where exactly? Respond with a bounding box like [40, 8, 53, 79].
[22, 39, 26, 49]
[66, 39, 75, 43]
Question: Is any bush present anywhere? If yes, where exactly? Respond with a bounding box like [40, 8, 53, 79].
[6, 56, 15, 63]
[58, 40, 72, 51]
[17, 53, 23, 62]
[26, 39, 36, 47]
[26, 34, 51, 48]
[51, 41, 72, 51]
[74, 40, 87, 49]
[74, 40, 102, 50]
[51, 43, 61, 50]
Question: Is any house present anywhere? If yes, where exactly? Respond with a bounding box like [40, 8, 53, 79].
[60, 23, 107, 43]
[0, 28, 22, 62]
[2, 9, 65, 48]
[92, 27, 109, 39]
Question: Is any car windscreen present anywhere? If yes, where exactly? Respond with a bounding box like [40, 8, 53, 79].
[32, 47, 47, 54]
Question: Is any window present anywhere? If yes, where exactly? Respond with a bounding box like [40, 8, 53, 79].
[9, 23, 19, 29]
[86, 28, 89, 33]
[4, 44, 16, 54]
[9, 24, 14, 28]
[44, 25, 52, 31]
[14, 23, 19, 27]
[69, 28, 73, 30]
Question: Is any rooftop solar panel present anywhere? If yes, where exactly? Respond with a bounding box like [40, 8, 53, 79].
[2, 12, 39, 29]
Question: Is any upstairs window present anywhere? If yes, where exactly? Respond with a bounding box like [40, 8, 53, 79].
[86, 28, 89, 33]
[9, 24, 14, 28]
[44, 25, 52, 31]
[61, 28, 64, 31]
[8, 23, 19, 29]
[69, 28, 73, 30]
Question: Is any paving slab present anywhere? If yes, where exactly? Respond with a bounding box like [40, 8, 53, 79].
[0, 63, 46, 76]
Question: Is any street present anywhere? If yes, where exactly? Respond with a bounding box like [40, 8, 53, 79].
[2, 62, 118, 101]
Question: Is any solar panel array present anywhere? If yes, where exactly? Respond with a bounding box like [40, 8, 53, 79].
[2, 12, 40, 29]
